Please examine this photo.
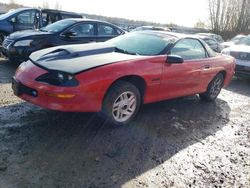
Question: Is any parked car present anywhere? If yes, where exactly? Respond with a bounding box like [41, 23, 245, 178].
[221, 34, 246, 49]
[132, 26, 170, 32]
[0, 8, 82, 43]
[222, 35, 250, 77]
[196, 33, 224, 43]
[196, 35, 222, 52]
[12, 31, 235, 125]
[2, 18, 125, 63]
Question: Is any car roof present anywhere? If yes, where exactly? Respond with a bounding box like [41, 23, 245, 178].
[14, 7, 36, 11]
[195, 34, 216, 41]
[61, 18, 124, 28]
[41, 9, 81, 15]
[138, 26, 164, 29]
[6, 7, 37, 13]
[5, 8, 82, 16]
[197, 33, 217, 36]
[138, 30, 202, 40]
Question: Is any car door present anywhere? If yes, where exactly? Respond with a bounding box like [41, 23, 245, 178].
[60, 22, 97, 44]
[159, 38, 212, 100]
[96, 23, 120, 42]
[12, 10, 39, 31]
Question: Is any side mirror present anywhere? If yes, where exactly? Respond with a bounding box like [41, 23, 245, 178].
[166, 55, 184, 64]
[63, 31, 77, 38]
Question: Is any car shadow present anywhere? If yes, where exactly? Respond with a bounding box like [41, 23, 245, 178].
[0, 96, 231, 187]
[225, 77, 250, 97]
[0, 59, 19, 83]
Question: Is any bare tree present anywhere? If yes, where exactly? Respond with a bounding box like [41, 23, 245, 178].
[194, 21, 206, 29]
[208, 0, 250, 39]
[42, 1, 50, 9]
[8, 0, 20, 9]
[54, 1, 62, 10]
[9, 0, 16, 4]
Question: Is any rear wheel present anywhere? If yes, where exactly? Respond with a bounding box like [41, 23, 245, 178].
[199, 73, 224, 102]
[102, 81, 141, 125]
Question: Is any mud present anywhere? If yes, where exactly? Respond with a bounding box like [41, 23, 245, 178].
[0, 59, 249, 188]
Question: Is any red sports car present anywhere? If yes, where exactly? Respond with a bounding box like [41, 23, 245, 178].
[12, 31, 235, 125]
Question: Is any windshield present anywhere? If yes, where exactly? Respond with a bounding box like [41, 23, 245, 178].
[230, 35, 246, 44]
[40, 19, 77, 33]
[108, 32, 176, 56]
[238, 36, 250, 46]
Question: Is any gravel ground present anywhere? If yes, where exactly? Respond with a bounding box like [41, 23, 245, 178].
[0, 59, 249, 188]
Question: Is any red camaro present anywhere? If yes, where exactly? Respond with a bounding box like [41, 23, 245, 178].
[12, 31, 235, 125]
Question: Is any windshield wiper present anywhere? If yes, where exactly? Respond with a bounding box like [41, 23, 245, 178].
[114, 47, 138, 55]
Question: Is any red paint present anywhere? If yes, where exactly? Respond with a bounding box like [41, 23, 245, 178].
[14, 54, 235, 112]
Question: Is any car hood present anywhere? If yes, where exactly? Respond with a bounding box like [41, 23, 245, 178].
[224, 45, 250, 52]
[29, 43, 144, 74]
[8, 30, 53, 40]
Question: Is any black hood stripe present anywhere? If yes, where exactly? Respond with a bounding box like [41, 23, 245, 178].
[30, 43, 143, 74]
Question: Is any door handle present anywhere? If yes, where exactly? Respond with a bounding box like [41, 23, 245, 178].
[203, 65, 210, 69]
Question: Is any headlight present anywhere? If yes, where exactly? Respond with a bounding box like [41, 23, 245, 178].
[14, 40, 33, 47]
[35, 71, 79, 87]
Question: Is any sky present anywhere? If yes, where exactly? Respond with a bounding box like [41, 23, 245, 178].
[0, 0, 209, 27]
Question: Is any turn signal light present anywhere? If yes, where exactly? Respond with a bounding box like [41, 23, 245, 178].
[45, 92, 76, 99]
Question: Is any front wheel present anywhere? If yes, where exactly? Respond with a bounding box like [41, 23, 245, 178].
[102, 81, 141, 125]
[199, 73, 224, 102]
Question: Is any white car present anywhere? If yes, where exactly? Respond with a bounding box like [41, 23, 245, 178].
[222, 36, 250, 77]
[196, 33, 224, 43]
[221, 34, 246, 49]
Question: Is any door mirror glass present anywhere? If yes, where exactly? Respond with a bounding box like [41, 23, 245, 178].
[166, 55, 184, 64]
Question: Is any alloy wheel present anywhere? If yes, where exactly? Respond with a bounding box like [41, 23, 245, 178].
[210, 76, 223, 98]
[112, 91, 137, 123]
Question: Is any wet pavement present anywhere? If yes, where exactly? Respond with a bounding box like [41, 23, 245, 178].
[0, 59, 249, 187]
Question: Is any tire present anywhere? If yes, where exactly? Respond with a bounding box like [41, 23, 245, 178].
[102, 81, 141, 125]
[199, 73, 224, 102]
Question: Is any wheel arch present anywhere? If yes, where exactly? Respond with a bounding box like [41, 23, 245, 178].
[103, 75, 147, 103]
[203, 69, 227, 93]
[218, 70, 226, 79]
[217, 70, 227, 86]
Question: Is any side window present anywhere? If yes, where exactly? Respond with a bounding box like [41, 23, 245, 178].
[42, 12, 48, 26]
[46, 13, 60, 24]
[205, 39, 217, 46]
[98, 24, 115, 36]
[68, 23, 94, 37]
[170, 39, 206, 60]
[16, 10, 36, 25]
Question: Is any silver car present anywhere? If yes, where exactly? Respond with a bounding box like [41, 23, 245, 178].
[222, 36, 250, 77]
